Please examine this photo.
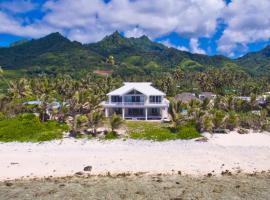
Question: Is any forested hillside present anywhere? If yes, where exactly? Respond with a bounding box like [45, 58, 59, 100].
[0, 31, 269, 78]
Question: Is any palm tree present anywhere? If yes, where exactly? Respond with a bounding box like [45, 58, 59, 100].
[225, 112, 239, 130]
[0, 66, 11, 89]
[212, 110, 227, 129]
[202, 114, 214, 132]
[87, 110, 104, 135]
[109, 112, 124, 133]
[168, 100, 185, 131]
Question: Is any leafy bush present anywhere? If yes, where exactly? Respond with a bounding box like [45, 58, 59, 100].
[238, 112, 261, 130]
[0, 112, 5, 121]
[0, 113, 68, 142]
[104, 131, 118, 140]
[176, 122, 201, 139]
[128, 121, 200, 141]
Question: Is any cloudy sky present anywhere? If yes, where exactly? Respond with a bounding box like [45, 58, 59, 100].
[0, 0, 269, 58]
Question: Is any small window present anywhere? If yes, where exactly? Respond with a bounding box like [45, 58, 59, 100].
[111, 96, 122, 102]
[150, 96, 161, 103]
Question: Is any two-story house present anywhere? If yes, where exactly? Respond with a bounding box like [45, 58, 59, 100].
[102, 82, 169, 120]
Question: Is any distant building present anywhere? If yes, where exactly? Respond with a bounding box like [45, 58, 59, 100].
[102, 82, 169, 120]
[174, 92, 199, 103]
[198, 92, 217, 101]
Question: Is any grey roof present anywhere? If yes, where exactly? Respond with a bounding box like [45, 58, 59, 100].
[174, 93, 199, 103]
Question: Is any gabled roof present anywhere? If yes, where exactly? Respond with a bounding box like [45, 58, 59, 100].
[174, 92, 199, 103]
[108, 82, 165, 96]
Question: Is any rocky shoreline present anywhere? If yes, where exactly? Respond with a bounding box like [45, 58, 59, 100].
[1, 172, 270, 200]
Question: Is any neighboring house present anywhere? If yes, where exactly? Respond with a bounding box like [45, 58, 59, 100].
[235, 95, 268, 105]
[235, 96, 251, 102]
[174, 92, 199, 103]
[198, 92, 217, 101]
[23, 100, 61, 118]
[102, 82, 169, 120]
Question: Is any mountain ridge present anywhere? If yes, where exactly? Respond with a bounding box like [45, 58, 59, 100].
[0, 32, 269, 77]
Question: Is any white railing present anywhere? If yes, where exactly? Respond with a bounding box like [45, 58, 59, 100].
[103, 100, 169, 106]
[105, 101, 145, 105]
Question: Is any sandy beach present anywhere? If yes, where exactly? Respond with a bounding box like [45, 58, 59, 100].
[0, 131, 270, 181]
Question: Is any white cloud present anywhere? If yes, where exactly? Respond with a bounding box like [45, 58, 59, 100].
[0, 0, 37, 13]
[0, 0, 226, 44]
[160, 39, 189, 51]
[0, 11, 56, 38]
[218, 0, 270, 55]
[190, 38, 206, 54]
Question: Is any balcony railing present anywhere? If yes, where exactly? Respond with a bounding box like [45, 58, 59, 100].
[104, 101, 168, 106]
[106, 102, 145, 105]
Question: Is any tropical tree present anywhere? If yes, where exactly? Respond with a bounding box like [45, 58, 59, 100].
[168, 100, 185, 131]
[212, 110, 227, 129]
[0, 66, 11, 89]
[225, 112, 239, 130]
[109, 112, 124, 133]
[87, 110, 104, 135]
[202, 114, 214, 132]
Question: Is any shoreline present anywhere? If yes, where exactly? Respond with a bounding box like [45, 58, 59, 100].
[0, 131, 270, 181]
[1, 172, 270, 200]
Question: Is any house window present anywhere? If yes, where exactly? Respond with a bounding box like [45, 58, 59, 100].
[151, 108, 159, 115]
[113, 108, 122, 114]
[111, 96, 122, 102]
[150, 96, 161, 103]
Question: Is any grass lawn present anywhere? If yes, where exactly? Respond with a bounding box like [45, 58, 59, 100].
[127, 121, 201, 141]
[0, 113, 68, 142]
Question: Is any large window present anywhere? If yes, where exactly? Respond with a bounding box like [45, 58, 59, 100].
[111, 96, 122, 102]
[150, 96, 161, 103]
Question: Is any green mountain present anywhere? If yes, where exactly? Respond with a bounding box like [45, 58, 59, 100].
[87, 31, 233, 70]
[0, 31, 268, 77]
[236, 45, 270, 76]
[0, 32, 102, 70]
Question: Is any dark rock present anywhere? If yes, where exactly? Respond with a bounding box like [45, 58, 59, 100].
[237, 128, 249, 134]
[178, 171, 182, 175]
[207, 173, 212, 177]
[235, 185, 240, 189]
[75, 171, 84, 176]
[5, 182, 13, 187]
[83, 166, 92, 172]
[175, 181, 180, 184]
[195, 137, 208, 142]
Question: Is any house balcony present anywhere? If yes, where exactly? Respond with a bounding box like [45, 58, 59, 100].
[102, 100, 169, 108]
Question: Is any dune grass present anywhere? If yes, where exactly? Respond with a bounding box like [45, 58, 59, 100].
[127, 121, 201, 141]
[0, 113, 68, 142]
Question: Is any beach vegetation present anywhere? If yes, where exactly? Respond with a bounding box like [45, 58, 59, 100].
[0, 113, 68, 142]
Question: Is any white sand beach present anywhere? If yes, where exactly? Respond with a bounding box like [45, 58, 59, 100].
[0, 131, 270, 181]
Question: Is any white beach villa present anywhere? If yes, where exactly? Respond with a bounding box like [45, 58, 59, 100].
[102, 82, 169, 120]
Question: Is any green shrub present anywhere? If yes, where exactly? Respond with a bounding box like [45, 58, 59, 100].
[128, 121, 201, 141]
[104, 131, 118, 140]
[0, 113, 68, 142]
[0, 112, 5, 121]
[177, 121, 201, 139]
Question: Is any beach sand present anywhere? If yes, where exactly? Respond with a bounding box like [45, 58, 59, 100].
[0, 131, 270, 181]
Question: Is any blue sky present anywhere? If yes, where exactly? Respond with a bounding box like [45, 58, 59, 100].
[0, 0, 270, 58]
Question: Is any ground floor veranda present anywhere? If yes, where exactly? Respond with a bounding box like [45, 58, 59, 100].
[104, 107, 168, 120]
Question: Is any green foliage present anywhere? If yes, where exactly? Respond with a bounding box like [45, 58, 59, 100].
[104, 131, 118, 140]
[176, 122, 201, 139]
[109, 113, 124, 132]
[212, 110, 226, 129]
[128, 121, 200, 141]
[2, 31, 265, 81]
[0, 113, 68, 142]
